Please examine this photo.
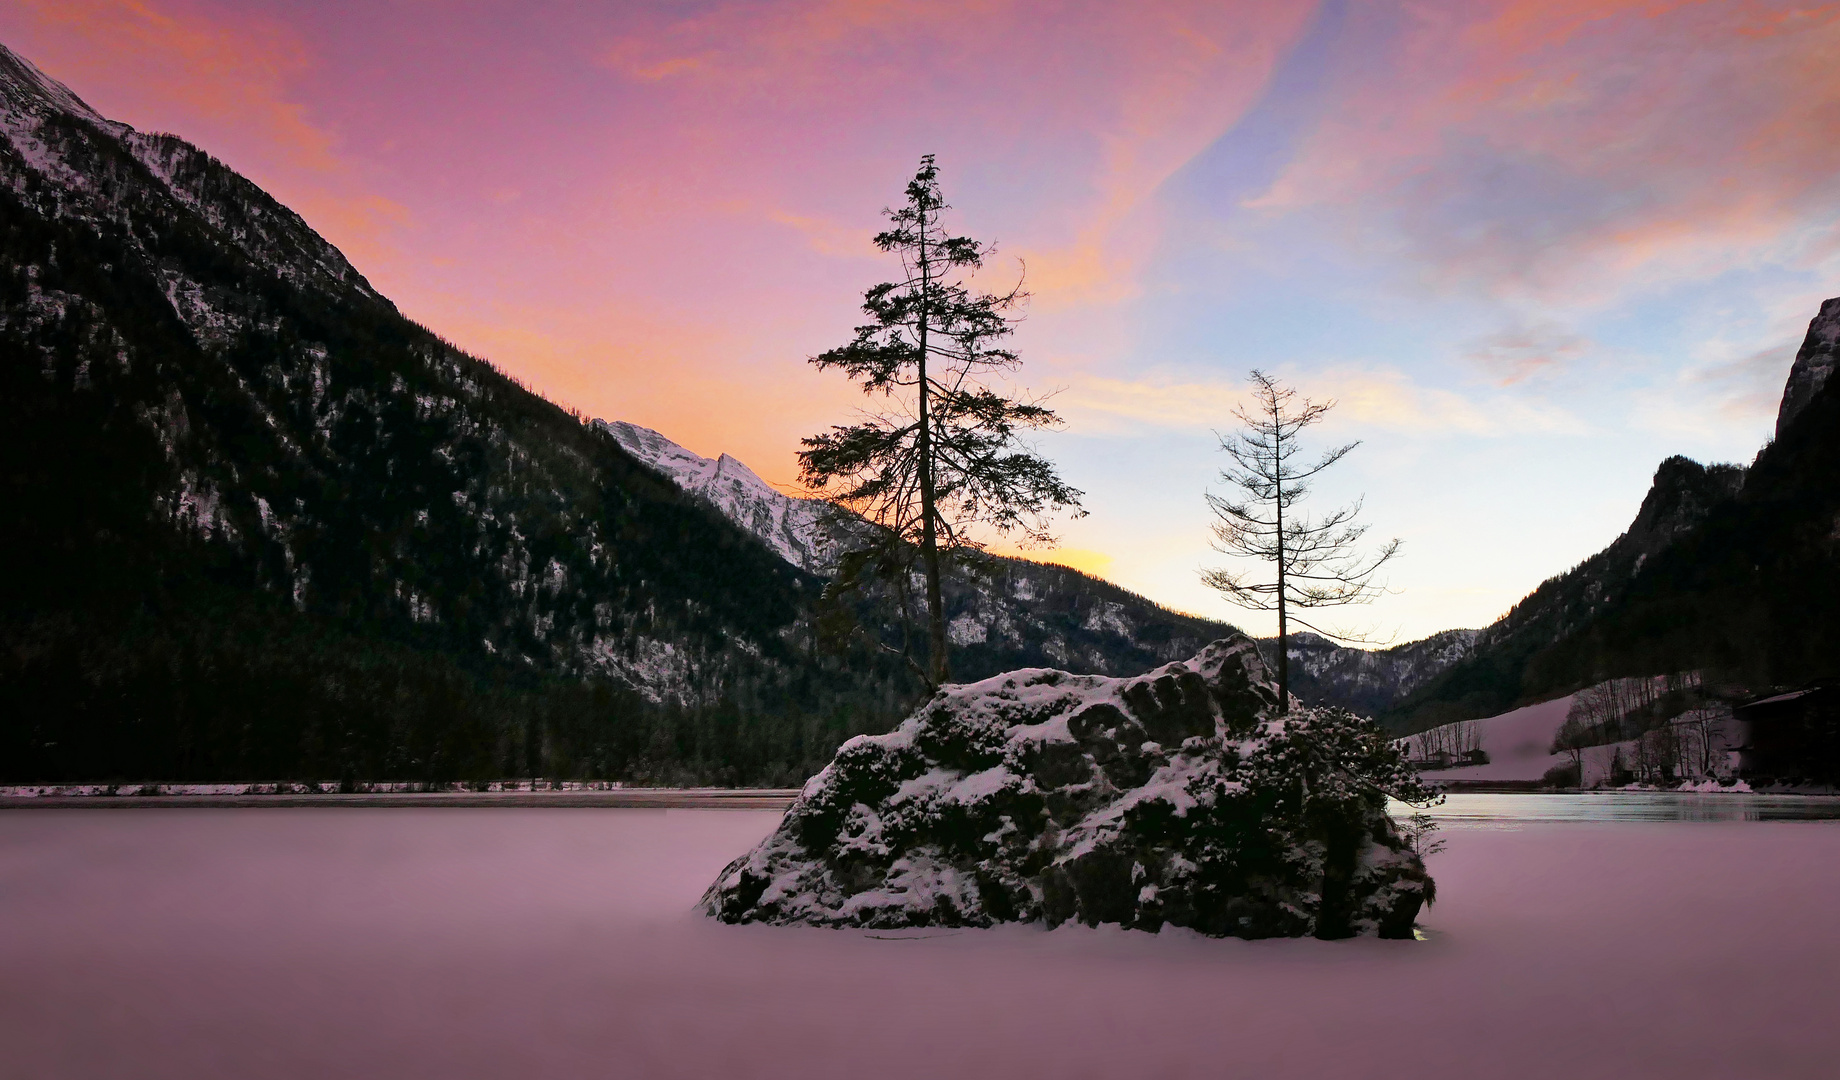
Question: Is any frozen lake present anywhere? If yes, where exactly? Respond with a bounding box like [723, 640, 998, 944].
[5, 803, 1839, 1078]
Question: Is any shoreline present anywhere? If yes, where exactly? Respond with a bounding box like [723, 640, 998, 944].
[0, 788, 802, 810]
[6, 783, 1836, 811]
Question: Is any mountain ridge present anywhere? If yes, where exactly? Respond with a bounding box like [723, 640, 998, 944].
[1386, 298, 1839, 732]
[596, 417, 1480, 710]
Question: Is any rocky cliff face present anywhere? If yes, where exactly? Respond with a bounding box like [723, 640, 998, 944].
[0, 45, 380, 310]
[1389, 299, 1840, 731]
[1777, 297, 1839, 439]
[1384, 456, 1747, 731]
[703, 636, 1434, 938]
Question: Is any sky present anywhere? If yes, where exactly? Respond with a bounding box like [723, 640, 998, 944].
[5, 0, 1838, 642]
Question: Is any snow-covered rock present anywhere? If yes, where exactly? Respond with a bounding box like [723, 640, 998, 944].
[702, 635, 1435, 939]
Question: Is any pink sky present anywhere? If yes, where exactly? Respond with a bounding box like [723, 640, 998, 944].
[6, 0, 1838, 635]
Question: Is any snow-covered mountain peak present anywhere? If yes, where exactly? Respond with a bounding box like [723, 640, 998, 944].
[711, 451, 773, 491]
[595, 419, 837, 574]
[593, 418, 1478, 706]
[599, 421, 785, 501]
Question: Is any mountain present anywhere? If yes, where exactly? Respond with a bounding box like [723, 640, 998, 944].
[597, 421, 837, 574]
[596, 419, 1479, 708]
[1776, 297, 1838, 438]
[0, 39, 1490, 786]
[1285, 629, 1480, 718]
[1386, 299, 1840, 732]
[596, 420, 1253, 682]
[0, 41, 915, 785]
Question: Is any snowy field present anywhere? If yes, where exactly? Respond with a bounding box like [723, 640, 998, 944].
[4, 807, 1839, 1079]
[1414, 694, 1579, 783]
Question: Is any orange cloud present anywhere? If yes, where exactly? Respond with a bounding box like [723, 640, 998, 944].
[1464, 322, 1587, 385]
[12, 0, 335, 170]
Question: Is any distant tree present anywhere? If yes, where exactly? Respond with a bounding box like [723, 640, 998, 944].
[1201, 371, 1400, 710]
[800, 155, 1085, 689]
[1552, 715, 1592, 784]
[1682, 705, 1725, 779]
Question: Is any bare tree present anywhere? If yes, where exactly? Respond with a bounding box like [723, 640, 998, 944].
[1201, 371, 1400, 710]
[1682, 706, 1726, 779]
[1452, 720, 1480, 760]
[1553, 716, 1592, 785]
[1633, 726, 1679, 785]
[801, 155, 1085, 688]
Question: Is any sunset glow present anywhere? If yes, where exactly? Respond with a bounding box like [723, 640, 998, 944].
[10, 0, 1837, 638]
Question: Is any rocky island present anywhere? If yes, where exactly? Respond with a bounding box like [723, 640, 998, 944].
[703, 636, 1436, 939]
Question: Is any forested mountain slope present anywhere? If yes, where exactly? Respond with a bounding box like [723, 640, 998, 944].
[0, 42, 914, 785]
[1385, 300, 1840, 732]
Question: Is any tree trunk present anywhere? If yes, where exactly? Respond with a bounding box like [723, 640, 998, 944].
[914, 204, 948, 689]
[1272, 402, 1289, 713]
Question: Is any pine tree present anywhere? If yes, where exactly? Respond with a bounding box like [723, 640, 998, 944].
[800, 155, 1084, 688]
[1202, 370, 1400, 710]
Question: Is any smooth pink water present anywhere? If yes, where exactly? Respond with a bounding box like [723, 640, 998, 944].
[4, 809, 1838, 1079]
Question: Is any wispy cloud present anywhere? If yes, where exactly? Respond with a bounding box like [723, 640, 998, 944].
[767, 210, 880, 260]
[599, 0, 1316, 311]
[1247, 1, 1840, 302]
[1059, 366, 1584, 438]
[1464, 321, 1588, 384]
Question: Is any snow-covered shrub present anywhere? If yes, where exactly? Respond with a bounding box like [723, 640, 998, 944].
[702, 635, 1438, 939]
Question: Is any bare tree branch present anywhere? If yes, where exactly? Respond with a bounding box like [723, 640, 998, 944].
[1201, 370, 1402, 709]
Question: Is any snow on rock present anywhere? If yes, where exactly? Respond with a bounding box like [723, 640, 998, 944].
[946, 612, 989, 645]
[703, 635, 1435, 939]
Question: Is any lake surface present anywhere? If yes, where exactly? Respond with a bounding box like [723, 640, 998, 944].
[5, 806, 1840, 1078]
[1396, 791, 1840, 823]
